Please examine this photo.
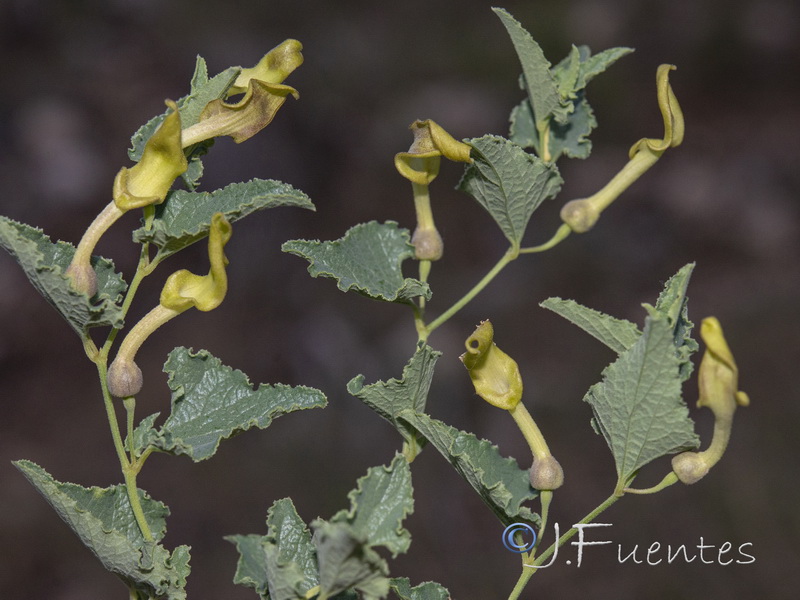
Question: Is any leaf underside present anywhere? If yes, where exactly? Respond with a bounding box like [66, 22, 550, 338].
[133, 347, 327, 462]
[458, 135, 562, 246]
[133, 178, 315, 260]
[229, 456, 414, 600]
[0, 216, 126, 335]
[15, 461, 190, 600]
[348, 345, 539, 528]
[282, 221, 430, 303]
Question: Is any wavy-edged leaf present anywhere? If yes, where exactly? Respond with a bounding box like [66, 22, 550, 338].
[650, 262, 697, 381]
[331, 454, 413, 558]
[493, 8, 567, 127]
[136, 347, 326, 461]
[0, 216, 126, 335]
[349, 345, 536, 527]
[14, 461, 190, 600]
[390, 577, 451, 600]
[551, 45, 634, 98]
[511, 44, 632, 160]
[544, 264, 697, 380]
[227, 498, 318, 600]
[401, 412, 538, 528]
[283, 221, 430, 303]
[584, 314, 699, 487]
[540, 297, 640, 354]
[133, 179, 315, 260]
[458, 135, 562, 246]
[347, 344, 440, 450]
[312, 520, 390, 600]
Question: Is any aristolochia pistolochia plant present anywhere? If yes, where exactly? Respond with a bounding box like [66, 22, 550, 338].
[1, 8, 748, 600]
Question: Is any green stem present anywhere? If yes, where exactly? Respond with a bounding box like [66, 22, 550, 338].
[519, 223, 571, 254]
[123, 466, 154, 542]
[418, 258, 431, 310]
[536, 490, 553, 551]
[101, 243, 152, 357]
[422, 246, 518, 339]
[124, 396, 137, 459]
[625, 471, 678, 495]
[507, 493, 621, 600]
[96, 360, 154, 542]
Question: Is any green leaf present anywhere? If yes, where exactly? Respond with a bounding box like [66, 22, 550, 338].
[546, 93, 597, 160]
[493, 8, 567, 127]
[227, 535, 273, 599]
[128, 57, 240, 189]
[347, 344, 440, 449]
[0, 216, 126, 335]
[540, 296, 640, 354]
[551, 45, 634, 98]
[227, 498, 318, 600]
[457, 135, 562, 246]
[136, 347, 327, 461]
[282, 221, 430, 303]
[331, 454, 414, 558]
[312, 520, 390, 600]
[584, 314, 700, 487]
[133, 179, 315, 260]
[650, 262, 697, 381]
[390, 577, 451, 600]
[14, 460, 190, 600]
[508, 98, 540, 152]
[401, 412, 539, 528]
[510, 44, 632, 160]
[350, 346, 536, 527]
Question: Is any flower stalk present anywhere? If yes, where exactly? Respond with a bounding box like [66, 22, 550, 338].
[107, 213, 232, 398]
[560, 64, 683, 233]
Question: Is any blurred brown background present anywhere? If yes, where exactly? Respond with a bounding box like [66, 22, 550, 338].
[1, 0, 798, 598]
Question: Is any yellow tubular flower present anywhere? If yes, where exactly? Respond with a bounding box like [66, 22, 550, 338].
[671, 317, 749, 484]
[395, 120, 472, 261]
[560, 64, 684, 233]
[460, 321, 563, 490]
[460, 320, 523, 410]
[160, 213, 232, 312]
[67, 101, 187, 296]
[181, 81, 298, 147]
[394, 119, 472, 185]
[227, 39, 304, 95]
[113, 100, 188, 211]
[107, 214, 233, 398]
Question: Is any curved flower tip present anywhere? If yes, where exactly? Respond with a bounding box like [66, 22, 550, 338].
[460, 320, 523, 410]
[395, 119, 472, 185]
[629, 64, 684, 157]
[228, 39, 304, 96]
[113, 100, 188, 211]
[160, 213, 233, 312]
[182, 79, 298, 146]
[698, 316, 750, 415]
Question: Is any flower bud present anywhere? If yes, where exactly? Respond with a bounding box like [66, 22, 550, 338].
[411, 226, 444, 261]
[529, 455, 564, 490]
[65, 262, 98, 297]
[107, 357, 143, 398]
[560, 198, 600, 233]
[671, 451, 709, 485]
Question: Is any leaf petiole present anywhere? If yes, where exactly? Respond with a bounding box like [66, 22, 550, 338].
[421, 246, 518, 340]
